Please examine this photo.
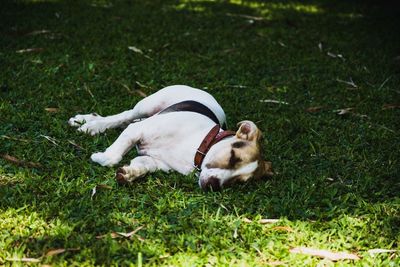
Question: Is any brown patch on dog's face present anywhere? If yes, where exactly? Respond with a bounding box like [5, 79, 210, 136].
[200, 121, 273, 190]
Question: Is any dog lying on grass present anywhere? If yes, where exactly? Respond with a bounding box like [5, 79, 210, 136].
[69, 85, 272, 190]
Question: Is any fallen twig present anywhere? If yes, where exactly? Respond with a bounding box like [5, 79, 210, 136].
[327, 52, 345, 61]
[16, 48, 44, 53]
[306, 106, 324, 113]
[96, 226, 145, 240]
[243, 218, 279, 224]
[0, 154, 42, 168]
[6, 257, 41, 263]
[336, 78, 357, 88]
[225, 84, 248, 88]
[26, 29, 51, 36]
[290, 247, 360, 261]
[259, 99, 289, 105]
[68, 140, 86, 150]
[40, 134, 59, 146]
[226, 13, 265, 21]
[45, 107, 59, 113]
[377, 76, 391, 90]
[382, 103, 400, 110]
[128, 46, 153, 60]
[1, 135, 30, 143]
[118, 82, 147, 97]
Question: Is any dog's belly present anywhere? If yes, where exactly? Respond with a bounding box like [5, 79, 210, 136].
[134, 112, 215, 174]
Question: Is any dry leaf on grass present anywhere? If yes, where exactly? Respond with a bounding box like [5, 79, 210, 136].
[6, 257, 41, 263]
[97, 184, 112, 190]
[272, 226, 293, 232]
[135, 81, 150, 89]
[159, 254, 171, 259]
[259, 99, 289, 105]
[368, 249, 397, 255]
[45, 107, 59, 113]
[1, 135, 30, 143]
[278, 41, 286, 47]
[128, 46, 153, 60]
[45, 248, 66, 257]
[128, 46, 143, 54]
[91, 186, 97, 199]
[336, 78, 357, 88]
[327, 52, 345, 61]
[334, 108, 354, 115]
[334, 108, 367, 118]
[1, 154, 42, 168]
[266, 261, 285, 266]
[306, 106, 324, 113]
[68, 140, 85, 150]
[259, 219, 280, 224]
[134, 89, 147, 97]
[243, 217, 253, 223]
[118, 82, 147, 97]
[290, 247, 360, 261]
[226, 12, 265, 21]
[40, 135, 59, 146]
[96, 226, 144, 239]
[243, 218, 279, 224]
[16, 48, 44, 53]
[26, 29, 51, 36]
[382, 104, 400, 110]
[91, 184, 113, 199]
[225, 84, 247, 88]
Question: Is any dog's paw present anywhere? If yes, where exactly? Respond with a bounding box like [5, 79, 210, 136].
[91, 152, 121, 167]
[68, 113, 102, 127]
[115, 166, 143, 184]
[78, 120, 108, 136]
[116, 167, 129, 185]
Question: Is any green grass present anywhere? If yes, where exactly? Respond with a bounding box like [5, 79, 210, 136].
[1, 0, 399, 265]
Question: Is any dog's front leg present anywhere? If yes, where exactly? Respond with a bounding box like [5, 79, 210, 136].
[115, 156, 170, 184]
[90, 123, 141, 166]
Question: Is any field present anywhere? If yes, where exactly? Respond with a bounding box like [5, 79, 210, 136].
[1, 0, 399, 265]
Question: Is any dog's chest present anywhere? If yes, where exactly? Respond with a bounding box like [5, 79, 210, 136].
[134, 113, 214, 174]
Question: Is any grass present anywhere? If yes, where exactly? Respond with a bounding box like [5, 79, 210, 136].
[1, 0, 399, 265]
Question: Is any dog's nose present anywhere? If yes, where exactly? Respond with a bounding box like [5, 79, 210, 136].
[200, 176, 221, 191]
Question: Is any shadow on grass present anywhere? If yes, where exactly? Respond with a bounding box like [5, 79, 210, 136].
[1, 0, 399, 264]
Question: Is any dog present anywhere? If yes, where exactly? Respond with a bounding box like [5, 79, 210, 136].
[69, 85, 272, 190]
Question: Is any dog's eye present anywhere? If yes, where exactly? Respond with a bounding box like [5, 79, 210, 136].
[228, 150, 241, 168]
[232, 141, 246, 148]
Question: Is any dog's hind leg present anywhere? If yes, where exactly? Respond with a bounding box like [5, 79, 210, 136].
[69, 105, 149, 135]
[68, 92, 173, 135]
[115, 156, 170, 184]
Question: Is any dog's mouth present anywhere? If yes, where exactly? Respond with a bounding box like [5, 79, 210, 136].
[199, 176, 222, 191]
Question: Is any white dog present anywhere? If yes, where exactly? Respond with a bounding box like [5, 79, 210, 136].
[69, 85, 272, 190]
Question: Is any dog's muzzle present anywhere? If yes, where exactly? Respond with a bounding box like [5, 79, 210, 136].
[199, 176, 221, 191]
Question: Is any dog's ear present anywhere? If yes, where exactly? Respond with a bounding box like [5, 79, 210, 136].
[262, 160, 273, 178]
[254, 160, 274, 179]
[236, 121, 262, 142]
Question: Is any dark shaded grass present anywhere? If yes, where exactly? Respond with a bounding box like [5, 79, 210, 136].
[1, 0, 399, 265]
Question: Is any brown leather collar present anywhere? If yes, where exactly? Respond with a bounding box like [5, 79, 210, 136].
[194, 125, 235, 171]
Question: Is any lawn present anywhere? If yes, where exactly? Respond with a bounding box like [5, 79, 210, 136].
[1, 0, 399, 265]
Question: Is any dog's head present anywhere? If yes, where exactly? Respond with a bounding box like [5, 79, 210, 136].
[199, 120, 273, 191]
